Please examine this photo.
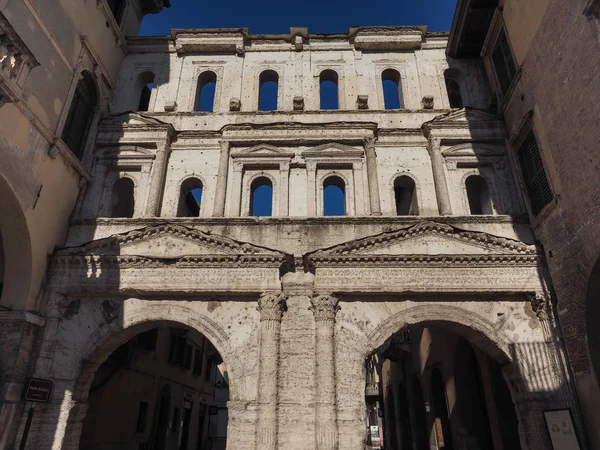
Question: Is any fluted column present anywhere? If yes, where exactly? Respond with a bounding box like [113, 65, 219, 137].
[145, 143, 171, 216]
[255, 292, 287, 450]
[364, 137, 382, 216]
[310, 294, 340, 450]
[428, 138, 452, 215]
[213, 140, 231, 217]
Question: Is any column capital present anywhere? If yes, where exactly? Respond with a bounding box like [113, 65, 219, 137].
[364, 136, 377, 150]
[219, 139, 230, 151]
[257, 292, 287, 322]
[310, 294, 340, 323]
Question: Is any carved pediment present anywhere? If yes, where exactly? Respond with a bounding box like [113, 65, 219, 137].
[57, 224, 289, 266]
[429, 108, 504, 126]
[100, 113, 175, 130]
[307, 221, 537, 265]
[442, 143, 505, 158]
[302, 143, 364, 159]
[232, 144, 295, 159]
[101, 145, 156, 160]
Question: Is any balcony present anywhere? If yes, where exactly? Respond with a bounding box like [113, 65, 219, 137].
[0, 13, 38, 106]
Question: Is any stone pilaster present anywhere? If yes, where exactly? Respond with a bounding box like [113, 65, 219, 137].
[255, 292, 287, 450]
[427, 138, 452, 215]
[144, 143, 170, 216]
[364, 138, 382, 216]
[213, 140, 230, 217]
[306, 161, 317, 216]
[279, 162, 289, 217]
[310, 294, 340, 450]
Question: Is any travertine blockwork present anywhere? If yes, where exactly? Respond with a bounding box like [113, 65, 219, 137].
[18, 27, 581, 450]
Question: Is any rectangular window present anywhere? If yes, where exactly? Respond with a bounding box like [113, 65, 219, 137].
[193, 349, 203, 376]
[205, 358, 213, 382]
[518, 131, 553, 215]
[184, 344, 193, 370]
[135, 401, 148, 433]
[491, 28, 517, 96]
[136, 329, 157, 351]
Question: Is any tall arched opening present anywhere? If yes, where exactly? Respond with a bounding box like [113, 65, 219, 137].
[365, 321, 521, 450]
[78, 325, 229, 450]
[0, 174, 32, 309]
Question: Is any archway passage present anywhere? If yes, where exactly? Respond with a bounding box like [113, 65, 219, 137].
[365, 324, 521, 450]
[79, 326, 229, 450]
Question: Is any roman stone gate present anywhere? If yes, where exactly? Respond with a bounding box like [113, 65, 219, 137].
[18, 220, 578, 450]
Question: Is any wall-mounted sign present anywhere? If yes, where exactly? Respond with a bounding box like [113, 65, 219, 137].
[543, 409, 581, 450]
[24, 378, 52, 403]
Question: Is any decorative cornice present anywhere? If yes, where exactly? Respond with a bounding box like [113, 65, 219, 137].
[310, 294, 340, 323]
[308, 254, 539, 268]
[257, 292, 287, 322]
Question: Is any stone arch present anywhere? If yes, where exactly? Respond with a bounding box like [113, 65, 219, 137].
[53, 301, 237, 449]
[366, 303, 513, 364]
[71, 302, 233, 402]
[0, 173, 32, 309]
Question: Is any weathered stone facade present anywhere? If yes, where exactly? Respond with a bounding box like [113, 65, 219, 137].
[7, 27, 585, 449]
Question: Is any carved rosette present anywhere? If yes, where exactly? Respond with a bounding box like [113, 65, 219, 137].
[310, 294, 340, 323]
[257, 292, 287, 322]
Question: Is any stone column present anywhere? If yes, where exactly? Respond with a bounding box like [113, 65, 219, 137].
[427, 138, 452, 215]
[306, 161, 317, 216]
[364, 138, 382, 216]
[213, 140, 230, 217]
[255, 292, 287, 450]
[229, 161, 244, 216]
[310, 294, 340, 450]
[144, 143, 171, 216]
[279, 162, 290, 217]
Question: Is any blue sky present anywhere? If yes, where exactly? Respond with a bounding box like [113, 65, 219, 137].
[141, 0, 458, 36]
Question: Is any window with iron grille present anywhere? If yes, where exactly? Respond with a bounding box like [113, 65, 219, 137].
[61, 72, 98, 160]
[518, 131, 553, 215]
[491, 28, 517, 96]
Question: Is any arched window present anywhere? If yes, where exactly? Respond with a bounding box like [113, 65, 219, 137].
[137, 71, 155, 112]
[250, 177, 273, 217]
[382, 69, 402, 109]
[178, 178, 203, 217]
[259, 70, 279, 111]
[61, 72, 98, 160]
[195, 71, 217, 112]
[465, 175, 492, 215]
[323, 176, 345, 216]
[110, 178, 134, 218]
[319, 70, 339, 110]
[444, 69, 463, 108]
[431, 368, 454, 450]
[394, 176, 417, 215]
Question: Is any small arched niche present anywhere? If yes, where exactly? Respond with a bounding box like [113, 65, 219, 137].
[195, 71, 217, 112]
[323, 176, 346, 216]
[250, 177, 273, 217]
[393, 176, 418, 215]
[259, 70, 279, 111]
[137, 71, 155, 112]
[382, 69, 402, 109]
[465, 175, 493, 215]
[444, 68, 464, 108]
[110, 178, 135, 218]
[319, 70, 339, 110]
[178, 178, 203, 217]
